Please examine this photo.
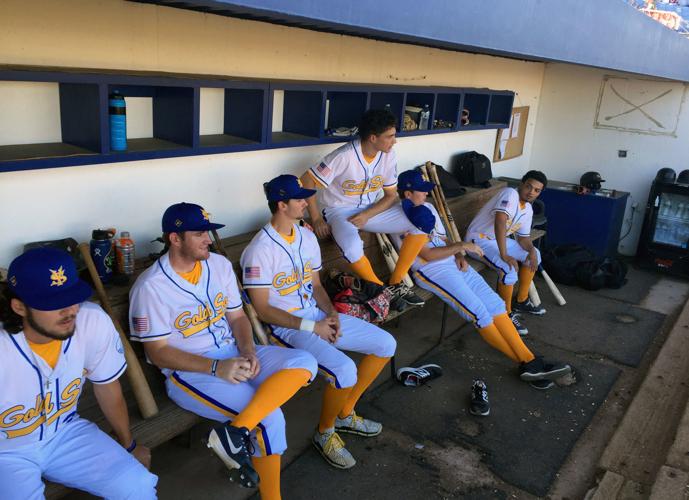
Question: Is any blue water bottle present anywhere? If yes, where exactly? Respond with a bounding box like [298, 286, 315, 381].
[90, 229, 116, 284]
[109, 91, 127, 151]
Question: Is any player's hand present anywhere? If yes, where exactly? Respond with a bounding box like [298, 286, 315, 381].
[461, 242, 483, 257]
[526, 250, 539, 272]
[327, 310, 342, 339]
[132, 444, 152, 469]
[216, 357, 253, 384]
[347, 212, 370, 229]
[315, 317, 339, 343]
[241, 351, 261, 378]
[312, 218, 331, 238]
[501, 254, 519, 271]
[456, 255, 469, 272]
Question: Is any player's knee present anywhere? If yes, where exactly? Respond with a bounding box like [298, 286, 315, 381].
[344, 243, 365, 263]
[502, 270, 518, 286]
[330, 356, 358, 388]
[107, 462, 158, 500]
[283, 349, 318, 379]
[373, 330, 397, 358]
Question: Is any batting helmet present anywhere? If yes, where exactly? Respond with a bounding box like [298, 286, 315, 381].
[580, 171, 605, 191]
[677, 169, 689, 185]
[655, 168, 677, 185]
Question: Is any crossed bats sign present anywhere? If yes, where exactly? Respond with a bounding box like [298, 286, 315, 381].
[604, 84, 673, 129]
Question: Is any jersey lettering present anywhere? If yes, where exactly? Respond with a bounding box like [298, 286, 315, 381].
[272, 261, 313, 296]
[173, 292, 230, 338]
[341, 176, 383, 197]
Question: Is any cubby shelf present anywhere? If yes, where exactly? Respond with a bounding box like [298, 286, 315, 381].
[0, 67, 514, 172]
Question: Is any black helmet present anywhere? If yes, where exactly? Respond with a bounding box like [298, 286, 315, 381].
[677, 169, 689, 185]
[580, 171, 605, 191]
[655, 167, 676, 185]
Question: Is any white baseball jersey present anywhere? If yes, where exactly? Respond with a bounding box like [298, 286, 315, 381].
[0, 302, 126, 450]
[389, 202, 448, 273]
[240, 223, 321, 312]
[129, 252, 243, 363]
[308, 139, 398, 209]
[466, 187, 533, 241]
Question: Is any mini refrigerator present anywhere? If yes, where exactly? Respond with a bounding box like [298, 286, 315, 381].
[637, 181, 689, 277]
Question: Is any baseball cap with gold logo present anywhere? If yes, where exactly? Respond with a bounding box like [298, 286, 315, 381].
[162, 202, 225, 233]
[8, 248, 92, 311]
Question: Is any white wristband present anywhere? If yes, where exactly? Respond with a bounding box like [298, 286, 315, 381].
[299, 318, 316, 333]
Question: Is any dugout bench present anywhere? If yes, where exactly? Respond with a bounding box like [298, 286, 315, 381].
[44, 178, 546, 498]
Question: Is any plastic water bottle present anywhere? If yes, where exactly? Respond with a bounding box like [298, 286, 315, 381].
[418, 104, 430, 130]
[109, 91, 127, 151]
[90, 229, 116, 283]
[677, 202, 685, 218]
[115, 232, 135, 275]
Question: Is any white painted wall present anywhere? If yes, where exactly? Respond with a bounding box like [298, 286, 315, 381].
[0, 0, 545, 263]
[530, 63, 689, 256]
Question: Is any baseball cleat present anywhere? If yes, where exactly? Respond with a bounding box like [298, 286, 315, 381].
[509, 312, 528, 336]
[529, 379, 555, 390]
[469, 378, 490, 417]
[312, 428, 356, 469]
[207, 424, 259, 488]
[387, 282, 425, 308]
[519, 356, 571, 382]
[396, 363, 443, 387]
[335, 412, 382, 437]
[513, 297, 546, 316]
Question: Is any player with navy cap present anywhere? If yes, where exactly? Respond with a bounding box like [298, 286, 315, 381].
[129, 202, 317, 499]
[0, 248, 158, 499]
[241, 175, 396, 470]
[390, 170, 571, 388]
[300, 108, 428, 310]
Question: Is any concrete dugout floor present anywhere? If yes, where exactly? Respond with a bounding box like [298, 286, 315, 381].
[66, 265, 689, 500]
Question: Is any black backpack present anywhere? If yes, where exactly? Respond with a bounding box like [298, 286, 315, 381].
[415, 164, 466, 198]
[451, 151, 493, 187]
[543, 244, 628, 290]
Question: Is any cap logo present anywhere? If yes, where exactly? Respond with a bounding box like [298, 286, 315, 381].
[49, 266, 68, 287]
[297, 178, 304, 187]
[9, 275, 16, 287]
[201, 209, 210, 221]
[175, 219, 183, 227]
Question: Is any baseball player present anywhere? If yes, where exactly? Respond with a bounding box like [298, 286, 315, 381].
[390, 170, 571, 388]
[300, 108, 427, 309]
[129, 203, 317, 500]
[241, 175, 397, 470]
[0, 248, 157, 499]
[465, 170, 548, 335]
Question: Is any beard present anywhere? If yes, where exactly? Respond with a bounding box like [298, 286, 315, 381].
[26, 308, 76, 341]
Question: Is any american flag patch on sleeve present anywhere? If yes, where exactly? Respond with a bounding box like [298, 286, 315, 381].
[132, 317, 149, 333]
[500, 199, 509, 207]
[316, 162, 331, 176]
[244, 266, 261, 279]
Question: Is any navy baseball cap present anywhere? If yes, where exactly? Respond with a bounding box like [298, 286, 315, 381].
[8, 248, 92, 311]
[398, 170, 435, 193]
[162, 202, 225, 233]
[401, 199, 436, 234]
[264, 175, 316, 202]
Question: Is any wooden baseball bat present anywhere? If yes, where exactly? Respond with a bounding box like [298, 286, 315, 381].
[375, 232, 414, 288]
[210, 230, 269, 346]
[426, 162, 462, 243]
[77, 243, 159, 419]
[540, 266, 566, 306]
[420, 164, 452, 241]
[528, 281, 542, 307]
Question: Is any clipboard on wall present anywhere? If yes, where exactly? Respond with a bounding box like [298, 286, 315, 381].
[493, 106, 529, 162]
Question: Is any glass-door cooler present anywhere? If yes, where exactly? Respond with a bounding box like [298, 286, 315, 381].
[637, 182, 689, 277]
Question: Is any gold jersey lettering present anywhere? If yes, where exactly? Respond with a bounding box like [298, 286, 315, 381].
[341, 176, 383, 197]
[174, 293, 229, 337]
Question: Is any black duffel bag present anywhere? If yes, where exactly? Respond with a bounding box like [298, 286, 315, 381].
[451, 151, 493, 187]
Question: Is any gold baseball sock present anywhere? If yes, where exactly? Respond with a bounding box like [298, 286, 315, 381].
[390, 234, 429, 284]
[516, 266, 536, 302]
[493, 313, 535, 363]
[496, 282, 514, 314]
[477, 324, 519, 363]
[350, 256, 384, 285]
[233, 368, 312, 430]
[318, 384, 353, 433]
[339, 355, 390, 418]
[252, 454, 281, 500]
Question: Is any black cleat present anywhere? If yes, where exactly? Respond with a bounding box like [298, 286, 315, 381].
[519, 356, 571, 382]
[513, 297, 546, 316]
[207, 424, 259, 488]
[469, 379, 490, 416]
[396, 364, 443, 387]
[387, 282, 425, 308]
[529, 379, 555, 390]
[509, 312, 528, 336]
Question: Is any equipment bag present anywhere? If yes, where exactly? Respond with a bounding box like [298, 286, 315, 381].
[323, 270, 392, 323]
[451, 151, 493, 187]
[542, 244, 598, 286]
[415, 164, 466, 198]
